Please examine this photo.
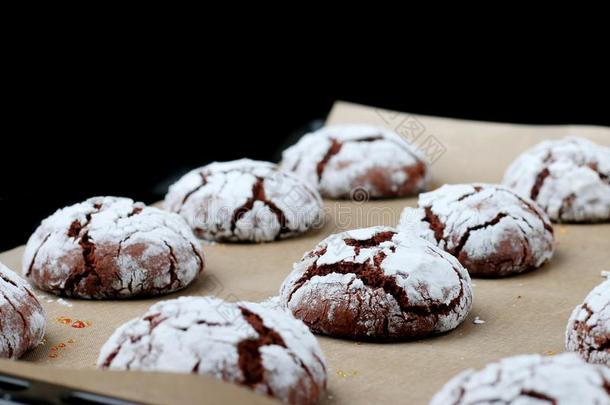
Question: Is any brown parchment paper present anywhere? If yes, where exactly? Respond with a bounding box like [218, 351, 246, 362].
[1, 100, 609, 405]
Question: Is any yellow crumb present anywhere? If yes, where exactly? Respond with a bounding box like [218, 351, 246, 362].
[336, 369, 360, 378]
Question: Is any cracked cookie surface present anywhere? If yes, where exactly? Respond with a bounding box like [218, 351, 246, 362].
[398, 184, 555, 277]
[0, 262, 46, 359]
[279, 226, 472, 340]
[23, 196, 204, 299]
[97, 296, 327, 405]
[503, 137, 610, 222]
[566, 279, 610, 366]
[164, 159, 324, 242]
[430, 353, 610, 405]
[281, 125, 429, 199]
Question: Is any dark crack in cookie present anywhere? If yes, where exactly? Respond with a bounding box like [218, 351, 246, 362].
[164, 159, 324, 242]
[566, 279, 610, 366]
[279, 226, 472, 340]
[399, 183, 555, 278]
[23, 196, 204, 299]
[281, 125, 429, 199]
[0, 262, 46, 359]
[431, 353, 610, 405]
[503, 137, 610, 222]
[98, 296, 327, 405]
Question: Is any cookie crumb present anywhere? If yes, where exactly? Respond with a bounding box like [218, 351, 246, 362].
[71, 320, 87, 329]
[56, 316, 72, 325]
[336, 369, 360, 378]
[56, 298, 73, 307]
[473, 316, 486, 325]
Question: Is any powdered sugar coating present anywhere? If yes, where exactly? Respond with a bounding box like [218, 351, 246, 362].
[23, 196, 204, 299]
[0, 263, 46, 359]
[98, 296, 327, 405]
[398, 184, 555, 277]
[430, 353, 610, 405]
[281, 125, 429, 199]
[566, 279, 610, 366]
[503, 137, 610, 222]
[279, 226, 473, 340]
[260, 295, 283, 311]
[164, 159, 324, 242]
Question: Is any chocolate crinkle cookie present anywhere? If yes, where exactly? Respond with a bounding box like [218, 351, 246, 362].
[503, 136, 610, 222]
[398, 184, 554, 278]
[430, 353, 610, 405]
[279, 226, 473, 340]
[281, 124, 429, 199]
[566, 279, 610, 366]
[0, 263, 46, 359]
[98, 296, 327, 405]
[164, 159, 324, 242]
[23, 196, 204, 299]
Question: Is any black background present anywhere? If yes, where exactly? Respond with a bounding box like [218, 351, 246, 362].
[1, 62, 608, 251]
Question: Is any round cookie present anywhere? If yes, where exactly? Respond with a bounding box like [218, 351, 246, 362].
[0, 263, 46, 359]
[398, 183, 555, 277]
[430, 353, 610, 405]
[566, 279, 610, 366]
[23, 196, 204, 299]
[164, 159, 324, 242]
[98, 296, 327, 405]
[279, 226, 472, 340]
[503, 136, 610, 222]
[281, 124, 429, 199]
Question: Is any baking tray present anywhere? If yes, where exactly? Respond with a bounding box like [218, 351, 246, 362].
[1, 101, 609, 404]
